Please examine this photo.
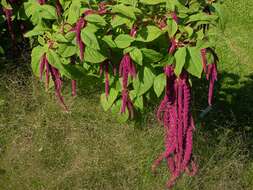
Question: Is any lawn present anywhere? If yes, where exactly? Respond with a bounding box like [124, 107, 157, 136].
[0, 1, 253, 189]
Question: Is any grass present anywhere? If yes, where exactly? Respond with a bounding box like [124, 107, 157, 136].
[1, 1, 253, 189]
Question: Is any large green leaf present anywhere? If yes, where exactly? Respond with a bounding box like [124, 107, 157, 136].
[114, 34, 134, 49]
[174, 47, 187, 77]
[102, 35, 117, 48]
[85, 14, 107, 26]
[111, 15, 133, 28]
[39, 5, 57, 20]
[140, 0, 166, 5]
[167, 18, 178, 37]
[136, 25, 163, 42]
[31, 46, 46, 77]
[58, 44, 77, 58]
[111, 4, 140, 20]
[67, 0, 81, 24]
[46, 49, 63, 70]
[185, 47, 203, 78]
[84, 47, 107, 63]
[100, 88, 119, 111]
[141, 48, 163, 63]
[136, 67, 155, 96]
[81, 27, 100, 50]
[129, 47, 143, 65]
[153, 73, 166, 97]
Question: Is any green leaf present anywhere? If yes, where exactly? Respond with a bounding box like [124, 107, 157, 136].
[39, 5, 57, 20]
[111, 4, 137, 20]
[85, 14, 107, 26]
[84, 47, 107, 63]
[46, 49, 63, 70]
[58, 44, 77, 58]
[185, 47, 203, 78]
[119, 0, 138, 6]
[111, 15, 133, 28]
[136, 67, 155, 96]
[31, 46, 46, 77]
[141, 48, 163, 63]
[167, 18, 178, 37]
[111, 100, 129, 123]
[153, 73, 166, 97]
[187, 13, 219, 23]
[52, 33, 68, 43]
[136, 25, 163, 42]
[67, 0, 81, 24]
[102, 35, 117, 48]
[129, 47, 143, 65]
[174, 47, 187, 77]
[100, 88, 119, 111]
[24, 23, 49, 37]
[62, 64, 86, 79]
[140, 0, 166, 5]
[184, 26, 193, 37]
[81, 27, 100, 50]
[114, 34, 134, 49]
[134, 95, 143, 110]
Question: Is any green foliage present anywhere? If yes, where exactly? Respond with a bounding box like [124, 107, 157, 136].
[0, 0, 221, 120]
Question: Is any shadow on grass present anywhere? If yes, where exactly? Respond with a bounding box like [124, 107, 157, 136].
[192, 71, 253, 156]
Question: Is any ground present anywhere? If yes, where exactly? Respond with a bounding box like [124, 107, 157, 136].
[0, 1, 253, 190]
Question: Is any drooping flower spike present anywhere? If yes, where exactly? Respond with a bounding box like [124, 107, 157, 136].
[153, 66, 197, 188]
[118, 26, 138, 117]
[39, 42, 68, 111]
[100, 61, 110, 98]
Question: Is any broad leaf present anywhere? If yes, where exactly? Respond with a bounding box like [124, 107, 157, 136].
[185, 47, 203, 78]
[136, 25, 163, 42]
[153, 73, 166, 97]
[114, 34, 134, 49]
[129, 47, 143, 65]
[81, 27, 100, 50]
[174, 47, 187, 76]
[84, 47, 107, 63]
[31, 46, 46, 77]
[100, 88, 119, 111]
[85, 14, 107, 26]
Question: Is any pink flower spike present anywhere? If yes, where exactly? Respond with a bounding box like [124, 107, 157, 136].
[169, 38, 177, 55]
[171, 11, 179, 23]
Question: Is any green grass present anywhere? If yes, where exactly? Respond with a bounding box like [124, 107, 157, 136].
[1, 1, 253, 189]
